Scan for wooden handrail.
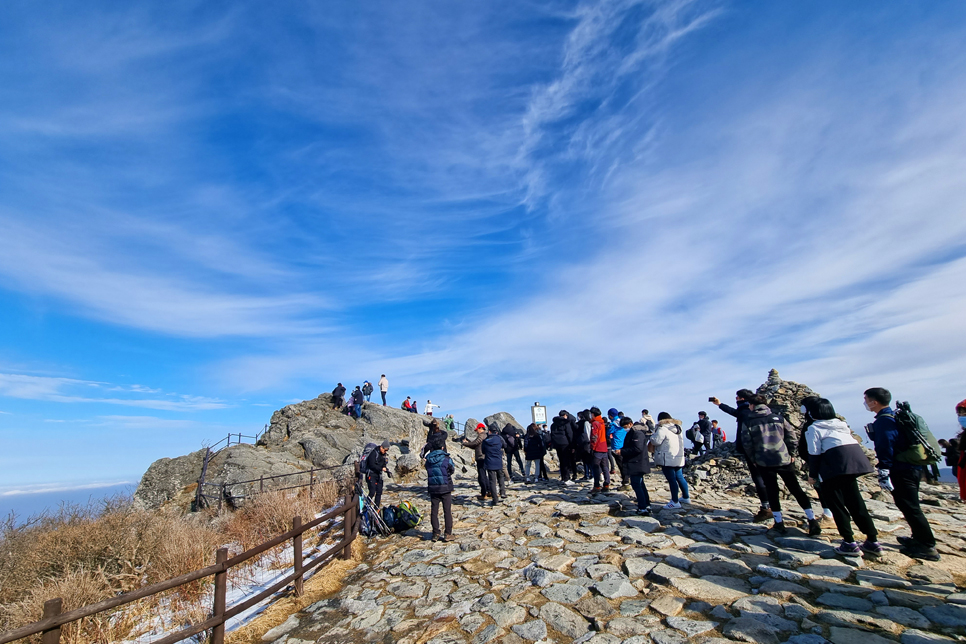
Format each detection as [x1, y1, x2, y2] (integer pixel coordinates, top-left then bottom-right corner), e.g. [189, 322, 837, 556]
[0, 483, 360, 644]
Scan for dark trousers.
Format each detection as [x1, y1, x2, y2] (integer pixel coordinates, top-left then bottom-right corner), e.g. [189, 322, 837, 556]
[890, 468, 936, 547]
[475, 460, 490, 496]
[507, 449, 525, 478]
[746, 460, 771, 507]
[381, 391, 387, 405]
[927, 463, 940, 481]
[630, 474, 651, 510]
[823, 474, 878, 543]
[487, 469, 506, 503]
[367, 475, 384, 508]
[556, 446, 574, 481]
[592, 452, 611, 487]
[760, 465, 812, 513]
[430, 492, 453, 536]
[333, 396, 344, 410]
[613, 452, 629, 485]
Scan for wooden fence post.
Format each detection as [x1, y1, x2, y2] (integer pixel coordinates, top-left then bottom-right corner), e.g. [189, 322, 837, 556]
[211, 548, 228, 644]
[309, 471, 314, 499]
[41, 598, 62, 644]
[259, 475, 264, 493]
[342, 492, 353, 560]
[293, 516, 304, 597]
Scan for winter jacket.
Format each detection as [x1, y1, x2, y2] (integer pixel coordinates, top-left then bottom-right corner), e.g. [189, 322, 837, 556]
[610, 424, 628, 450]
[425, 449, 455, 495]
[502, 424, 524, 451]
[697, 417, 712, 441]
[719, 401, 753, 452]
[332, 385, 346, 400]
[444, 416, 455, 432]
[463, 432, 486, 462]
[550, 415, 574, 448]
[650, 419, 685, 467]
[945, 443, 960, 467]
[639, 414, 655, 431]
[362, 382, 373, 396]
[424, 402, 440, 414]
[421, 429, 448, 457]
[575, 419, 592, 449]
[870, 407, 917, 472]
[365, 448, 387, 482]
[482, 433, 508, 470]
[524, 432, 547, 460]
[351, 389, 364, 405]
[378, 376, 389, 392]
[621, 427, 651, 475]
[740, 404, 794, 468]
[590, 416, 608, 453]
[805, 418, 873, 481]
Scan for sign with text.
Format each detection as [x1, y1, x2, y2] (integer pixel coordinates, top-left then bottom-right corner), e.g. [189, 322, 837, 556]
[531, 404, 547, 426]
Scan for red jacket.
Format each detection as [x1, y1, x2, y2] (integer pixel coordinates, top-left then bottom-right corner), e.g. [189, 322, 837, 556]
[590, 416, 608, 453]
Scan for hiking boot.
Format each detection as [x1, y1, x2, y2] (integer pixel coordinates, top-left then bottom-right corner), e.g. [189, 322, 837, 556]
[835, 541, 861, 557]
[808, 519, 822, 537]
[477, 495, 487, 502]
[431, 532, 441, 542]
[897, 536, 916, 547]
[753, 507, 774, 523]
[900, 543, 941, 562]
[664, 501, 682, 510]
[768, 521, 787, 535]
[441, 533, 452, 542]
[602, 485, 611, 492]
[590, 486, 601, 494]
[860, 540, 883, 555]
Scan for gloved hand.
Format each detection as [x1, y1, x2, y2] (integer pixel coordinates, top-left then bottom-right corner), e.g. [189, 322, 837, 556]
[877, 469, 893, 492]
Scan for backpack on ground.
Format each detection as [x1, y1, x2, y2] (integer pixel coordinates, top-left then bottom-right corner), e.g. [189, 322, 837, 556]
[358, 442, 378, 476]
[892, 402, 942, 466]
[360, 506, 376, 537]
[381, 505, 398, 531]
[395, 500, 421, 530]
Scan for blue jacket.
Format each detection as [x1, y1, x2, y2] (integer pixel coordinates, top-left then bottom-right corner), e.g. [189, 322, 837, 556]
[425, 449, 454, 495]
[871, 407, 916, 472]
[482, 433, 507, 470]
[610, 425, 628, 450]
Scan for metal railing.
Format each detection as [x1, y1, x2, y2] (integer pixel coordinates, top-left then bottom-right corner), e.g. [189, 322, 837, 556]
[194, 430, 264, 510]
[0, 485, 360, 644]
[196, 463, 356, 511]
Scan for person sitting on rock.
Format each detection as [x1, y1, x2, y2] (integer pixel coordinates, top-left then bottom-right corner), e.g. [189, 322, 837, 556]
[424, 446, 455, 542]
[802, 396, 878, 555]
[351, 386, 364, 418]
[409, 400, 419, 414]
[331, 383, 346, 410]
[402, 396, 413, 412]
[523, 423, 547, 484]
[482, 427, 508, 505]
[365, 440, 390, 508]
[648, 412, 690, 509]
[711, 391, 772, 522]
[619, 416, 652, 515]
[460, 423, 490, 501]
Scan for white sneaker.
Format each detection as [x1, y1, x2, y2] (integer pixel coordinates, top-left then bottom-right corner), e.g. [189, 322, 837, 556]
[664, 501, 682, 510]
[563, 480, 575, 486]
[680, 497, 692, 504]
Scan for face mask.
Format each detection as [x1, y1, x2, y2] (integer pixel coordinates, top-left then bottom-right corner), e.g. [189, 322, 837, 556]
[863, 400, 872, 412]
[959, 417, 966, 429]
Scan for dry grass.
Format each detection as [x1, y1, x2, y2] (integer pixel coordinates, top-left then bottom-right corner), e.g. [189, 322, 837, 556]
[0, 477, 354, 643]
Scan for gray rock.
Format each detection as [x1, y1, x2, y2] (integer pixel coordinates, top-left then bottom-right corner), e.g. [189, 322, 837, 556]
[528, 537, 566, 548]
[539, 602, 589, 639]
[474, 623, 504, 644]
[665, 554, 693, 571]
[906, 565, 953, 585]
[386, 581, 427, 598]
[620, 599, 652, 616]
[484, 412, 523, 434]
[650, 563, 691, 584]
[900, 629, 958, 644]
[670, 575, 750, 602]
[485, 603, 528, 628]
[723, 616, 780, 644]
[525, 524, 552, 538]
[854, 570, 911, 589]
[875, 606, 931, 629]
[621, 516, 662, 532]
[816, 593, 873, 612]
[799, 562, 854, 581]
[775, 537, 834, 554]
[624, 557, 657, 579]
[883, 589, 944, 609]
[759, 579, 811, 596]
[592, 577, 638, 599]
[776, 549, 821, 566]
[606, 617, 656, 637]
[133, 448, 206, 509]
[261, 615, 300, 641]
[710, 605, 733, 620]
[785, 604, 813, 620]
[920, 604, 966, 627]
[733, 596, 783, 616]
[691, 559, 752, 577]
[828, 626, 897, 644]
[666, 617, 718, 637]
[555, 502, 615, 518]
[523, 564, 569, 587]
[650, 628, 688, 644]
[586, 563, 621, 580]
[650, 595, 687, 617]
[756, 565, 804, 582]
[541, 583, 589, 604]
[511, 620, 547, 641]
[786, 636, 830, 644]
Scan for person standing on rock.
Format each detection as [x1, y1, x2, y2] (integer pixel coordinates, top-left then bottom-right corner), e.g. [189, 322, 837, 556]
[711, 419, 725, 444]
[550, 411, 576, 485]
[443, 414, 455, 433]
[523, 423, 547, 484]
[697, 411, 713, 452]
[864, 387, 939, 560]
[711, 391, 773, 522]
[501, 423, 525, 481]
[955, 399, 966, 501]
[362, 380, 373, 402]
[331, 383, 346, 411]
[461, 423, 490, 501]
[424, 446, 455, 542]
[648, 412, 690, 509]
[639, 409, 655, 432]
[738, 394, 817, 535]
[608, 409, 630, 489]
[589, 407, 611, 493]
[576, 409, 594, 482]
[802, 397, 879, 555]
[482, 427, 508, 504]
[619, 417, 652, 514]
[378, 374, 389, 406]
[424, 400, 440, 416]
[351, 386, 365, 418]
[365, 440, 390, 508]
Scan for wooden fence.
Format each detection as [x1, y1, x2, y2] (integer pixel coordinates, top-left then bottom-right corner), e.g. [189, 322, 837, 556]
[0, 489, 360, 644]
[197, 463, 355, 511]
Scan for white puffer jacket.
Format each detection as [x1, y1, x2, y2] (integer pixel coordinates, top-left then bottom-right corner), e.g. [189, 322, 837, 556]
[805, 418, 858, 456]
[650, 419, 685, 467]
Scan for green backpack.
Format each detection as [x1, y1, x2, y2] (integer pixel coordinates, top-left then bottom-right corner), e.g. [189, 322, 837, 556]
[890, 401, 942, 466]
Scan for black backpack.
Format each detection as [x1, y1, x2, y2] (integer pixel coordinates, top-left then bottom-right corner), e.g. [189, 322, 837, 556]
[358, 442, 378, 475]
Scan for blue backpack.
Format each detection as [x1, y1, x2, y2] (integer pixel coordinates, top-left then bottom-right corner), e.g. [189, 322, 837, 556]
[381, 505, 398, 531]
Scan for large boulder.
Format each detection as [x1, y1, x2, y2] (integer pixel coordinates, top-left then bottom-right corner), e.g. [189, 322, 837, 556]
[133, 448, 206, 509]
[484, 412, 523, 434]
[463, 417, 481, 440]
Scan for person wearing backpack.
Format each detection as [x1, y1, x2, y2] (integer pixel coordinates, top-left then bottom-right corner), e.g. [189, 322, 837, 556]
[550, 411, 576, 484]
[619, 417, 652, 514]
[712, 392, 772, 522]
[574, 410, 593, 482]
[501, 423, 525, 481]
[482, 427, 508, 505]
[863, 387, 938, 561]
[424, 447, 455, 542]
[523, 423, 547, 484]
[738, 395, 818, 535]
[648, 412, 689, 508]
[802, 397, 879, 556]
[686, 421, 705, 456]
[460, 423, 490, 501]
[365, 440, 390, 508]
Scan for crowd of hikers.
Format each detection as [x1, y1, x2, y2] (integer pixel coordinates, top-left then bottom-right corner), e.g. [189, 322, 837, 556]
[353, 380, 959, 561]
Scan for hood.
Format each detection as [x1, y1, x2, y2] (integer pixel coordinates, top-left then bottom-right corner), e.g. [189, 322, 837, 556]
[425, 450, 447, 465]
[809, 418, 852, 434]
[751, 404, 772, 414]
[658, 418, 683, 426]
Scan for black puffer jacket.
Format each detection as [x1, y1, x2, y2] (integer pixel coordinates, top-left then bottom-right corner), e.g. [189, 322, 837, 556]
[550, 414, 574, 448]
[620, 426, 651, 475]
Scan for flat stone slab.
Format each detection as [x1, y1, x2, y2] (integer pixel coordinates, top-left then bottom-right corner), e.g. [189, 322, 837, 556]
[855, 570, 912, 588]
[775, 537, 834, 554]
[829, 626, 898, 644]
[723, 616, 779, 644]
[593, 577, 638, 599]
[921, 604, 966, 627]
[566, 542, 611, 554]
[621, 516, 662, 532]
[900, 629, 958, 644]
[799, 562, 854, 581]
[875, 606, 932, 629]
[670, 575, 750, 602]
[666, 617, 718, 637]
[541, 582, 589, 604]
[539, 601, 590, 639]
[555, 502, 613, 518]
[512, 620, 548, 641]
[650, 595, 687, 617]
[624, 557, 657, 579]
[816, 592, 873, 612]
[690, 559, 752, 576]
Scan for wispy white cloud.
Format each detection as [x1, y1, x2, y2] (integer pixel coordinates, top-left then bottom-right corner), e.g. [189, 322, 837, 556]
[0, 480, 133, 497]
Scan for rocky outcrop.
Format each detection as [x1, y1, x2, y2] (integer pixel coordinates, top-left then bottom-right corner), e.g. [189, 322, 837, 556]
[133, 448, 206, 510]
[484, 412, 523, 433]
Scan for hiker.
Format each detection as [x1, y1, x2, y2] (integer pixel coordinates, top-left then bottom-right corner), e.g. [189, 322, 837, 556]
[956, 399, 966, 500]
[501, 423, 525, 480]
[402, 396, 413, 412]
[365, 440, 390, 508]
[460, 423, 491, 500]
[639, 409, 655, 432]
[410, 400, 419, 414]
[589, 407, 611, 493]
[331, 383, 346, 410]
[712, 391, 773, 522]
[378, 374, 389, 406]
[711, 419, 726, 444]
[550, 410, 576, 484]
[424, 400, 440, 416]
[802, 396, 879, 556]
[425, 446, 455, 542]
[737, 394, 816, 535]
[443, 414, 456, 433]
[864, 387, 939, 560]
[351, 386, 364, 418]
[421, 418, 448, 457]
[939, 438, 957, 479]
[649, 412, 690, 508]
[538, 424, 551, 480]
[608, 409, 630, 488]
[362, 380, 374, 402]
[698, 411, 713, 451]
[482, 427, 508, 505]
[687, 420, 705, 456]
[606, 409, 618, 478]
[575, 409, 593, 481]
[619, 417, 652, 514]
[523, 423, 547, 483]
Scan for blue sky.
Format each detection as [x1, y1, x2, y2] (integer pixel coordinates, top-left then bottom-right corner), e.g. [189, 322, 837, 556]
[2, 0, 966, 493]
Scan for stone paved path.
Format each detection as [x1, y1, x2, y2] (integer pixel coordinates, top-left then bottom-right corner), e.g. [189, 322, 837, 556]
[262, 468, 966, 644]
